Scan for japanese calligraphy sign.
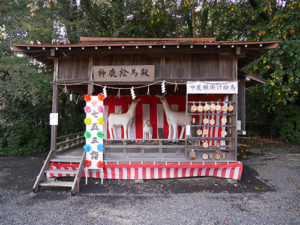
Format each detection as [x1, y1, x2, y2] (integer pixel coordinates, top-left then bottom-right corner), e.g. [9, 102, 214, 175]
[84, 94, 105, 169]
[93, 65, 155, 82]
[187, 81, 238, 94]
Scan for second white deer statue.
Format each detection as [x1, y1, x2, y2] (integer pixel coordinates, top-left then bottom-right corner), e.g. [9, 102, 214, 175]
[157, 95, 191, 140]
[108, 98, 141, 139]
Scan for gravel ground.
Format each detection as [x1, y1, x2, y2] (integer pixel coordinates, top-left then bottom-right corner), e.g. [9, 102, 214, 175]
[0, 147, 299, 225]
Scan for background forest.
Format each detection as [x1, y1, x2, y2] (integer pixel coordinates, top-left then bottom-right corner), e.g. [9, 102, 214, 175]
[0, 0, 299, 155]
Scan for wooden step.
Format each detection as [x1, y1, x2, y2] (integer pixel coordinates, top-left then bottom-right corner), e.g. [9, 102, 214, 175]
[50, 157, 81, 163]
[45, 169, 78, 175]
[39, 180, 73, 188]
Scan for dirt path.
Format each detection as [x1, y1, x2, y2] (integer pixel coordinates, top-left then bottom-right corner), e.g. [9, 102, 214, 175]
[0, 147, 299, 225]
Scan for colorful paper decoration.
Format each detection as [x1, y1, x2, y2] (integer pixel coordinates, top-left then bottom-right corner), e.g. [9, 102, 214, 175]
[85, 160, 92, 167]
[84, 94, 91, 102]
[97, 161, 104, 168]
[98, 93, 105, 101]
[84, 144, 91, 152]
[84, 106, 91, 113]
[84, 117, 92, 125]
[97, 117, 104, 125]
[84, 131, 91, 138]
[84, 94, 105, 169]
[98, 105, 104, 112]
[97, 131, 104, 138]
[97, 144, 104, 152]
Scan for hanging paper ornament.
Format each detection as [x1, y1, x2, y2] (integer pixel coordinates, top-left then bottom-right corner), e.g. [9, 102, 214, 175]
[98, 93, 105, 101]
[70, 93, 73, 101]
[97, 144, 104, 152]
[147, 85, 150, 95]
[97, 131, 105, 138]
[85, 160, 92, 167]
[174, 82, 178, 92]
[84, 131, 91, 138]
[103, 86, 107, 98]
[84, 117, 92, 125]
[97, 117, 104, 125]
[84, 106, 91, 113]
[98, 105, 104, 113]
[83, 144, 91, 152]
[117, 89, 121, 98]
[63, 85, 67, 94]
[97, 161, 104, 168]
[84, 94, 91, 102]
[161, 80, 166, 94]
[130, 86, 136, 100]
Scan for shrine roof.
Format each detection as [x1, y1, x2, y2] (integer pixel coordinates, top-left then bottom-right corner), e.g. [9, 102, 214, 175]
[10, 37, 281, 66]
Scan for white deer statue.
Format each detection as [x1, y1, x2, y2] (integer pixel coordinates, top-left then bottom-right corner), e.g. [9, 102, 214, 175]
[108, 98, 141, 139]
[157, 95, 191, 140]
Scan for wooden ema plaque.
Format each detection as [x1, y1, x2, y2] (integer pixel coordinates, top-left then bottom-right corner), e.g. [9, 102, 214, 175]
[93, 65, 155, 82]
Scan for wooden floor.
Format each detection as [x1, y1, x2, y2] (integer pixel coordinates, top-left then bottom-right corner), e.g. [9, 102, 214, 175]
[56, 144, 235, 163]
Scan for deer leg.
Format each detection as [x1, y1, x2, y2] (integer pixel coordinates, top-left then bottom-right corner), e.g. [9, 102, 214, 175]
[168, 124, 172, 140]
[179, 126, 185, 140]
[172, 124, 178, 140]
[123, 124, 128, 139]
[128, 123, 131, 140]
[112, 126, 117, 140]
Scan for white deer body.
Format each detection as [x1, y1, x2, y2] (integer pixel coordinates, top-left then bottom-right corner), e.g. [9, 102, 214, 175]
[158, 96, 191, 140]
[108, 99, 140, 139]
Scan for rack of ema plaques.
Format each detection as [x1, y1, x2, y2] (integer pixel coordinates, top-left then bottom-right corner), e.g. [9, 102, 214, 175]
[185, 81, 238, 163]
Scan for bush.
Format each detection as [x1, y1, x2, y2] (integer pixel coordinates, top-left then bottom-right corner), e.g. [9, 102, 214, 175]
[246, 87, 300, 144]
[277, 105, 300, 144]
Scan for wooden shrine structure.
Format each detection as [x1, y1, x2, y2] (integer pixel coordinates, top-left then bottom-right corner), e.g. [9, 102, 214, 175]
[11, 37, 280, 194]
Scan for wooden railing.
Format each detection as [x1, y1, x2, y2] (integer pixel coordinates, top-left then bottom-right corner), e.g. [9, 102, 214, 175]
[56, 131, 85, 152]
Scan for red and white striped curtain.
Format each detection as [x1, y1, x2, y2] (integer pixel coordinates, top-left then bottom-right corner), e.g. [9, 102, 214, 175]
[103, 95, 228, 145]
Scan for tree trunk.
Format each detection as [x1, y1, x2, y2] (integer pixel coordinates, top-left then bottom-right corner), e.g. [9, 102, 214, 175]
[200, 0, 209, 37]
[191, 3, 196, 37]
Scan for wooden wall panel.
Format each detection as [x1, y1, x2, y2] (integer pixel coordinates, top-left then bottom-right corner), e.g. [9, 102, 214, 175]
[58, 57, 89, 81]
[219, 52, 233, 80]
[58, 52, 236, 82]
[191, 54, 219, 80]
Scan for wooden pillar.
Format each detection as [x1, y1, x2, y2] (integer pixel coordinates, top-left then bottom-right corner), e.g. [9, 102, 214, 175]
[88, 56, 93, 95]
[238, 79, 246, 133]
[50, 58, 58, 151]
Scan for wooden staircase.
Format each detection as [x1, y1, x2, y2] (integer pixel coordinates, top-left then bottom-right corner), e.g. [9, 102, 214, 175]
[33, 133, 85, 195]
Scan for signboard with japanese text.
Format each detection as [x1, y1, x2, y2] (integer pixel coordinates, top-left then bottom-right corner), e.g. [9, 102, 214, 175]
[49, 113, 58, 125]
[83, 94, 105, 169]
[93, 65, 155, 82]
[187, 81, 238, 94]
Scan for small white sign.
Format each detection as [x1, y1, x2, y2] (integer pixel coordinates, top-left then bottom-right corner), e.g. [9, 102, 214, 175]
[237, 120, 241, 131]
[187, 81, 238, 94]
[50, 113, 58, 125]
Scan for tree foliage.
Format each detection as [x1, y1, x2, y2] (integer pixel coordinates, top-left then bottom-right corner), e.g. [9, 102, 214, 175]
[0, 0, 299, 156]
